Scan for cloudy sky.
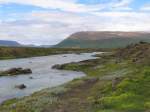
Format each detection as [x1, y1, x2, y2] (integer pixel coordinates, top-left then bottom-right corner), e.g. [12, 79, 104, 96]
[0, 0, 150, 45]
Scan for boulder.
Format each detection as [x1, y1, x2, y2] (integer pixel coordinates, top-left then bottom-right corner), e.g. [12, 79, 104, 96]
[0, 68, 32, 76]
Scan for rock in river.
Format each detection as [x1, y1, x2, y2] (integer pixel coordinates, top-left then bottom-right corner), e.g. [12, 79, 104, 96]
[0, 68, 32, 76]
[15, 84, 27, 89]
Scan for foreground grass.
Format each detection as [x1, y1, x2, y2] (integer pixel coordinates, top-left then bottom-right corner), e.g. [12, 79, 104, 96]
[0, 43, 150, 112]
[56, 53, 150, 111]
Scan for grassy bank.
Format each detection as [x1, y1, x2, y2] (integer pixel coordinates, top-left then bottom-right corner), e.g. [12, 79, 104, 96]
[58, 57, 150, 112]
[0, 42, 150, 112]
[0, 47, 102, 60]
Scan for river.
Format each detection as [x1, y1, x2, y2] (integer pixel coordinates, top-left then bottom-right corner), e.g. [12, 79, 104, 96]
[0, 52, 100, 103]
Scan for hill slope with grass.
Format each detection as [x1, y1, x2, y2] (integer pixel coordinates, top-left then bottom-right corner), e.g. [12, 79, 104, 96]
[55, 31, 150, 48]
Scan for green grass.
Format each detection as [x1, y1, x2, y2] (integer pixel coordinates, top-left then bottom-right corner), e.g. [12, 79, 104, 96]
[95, 67, 150, 112]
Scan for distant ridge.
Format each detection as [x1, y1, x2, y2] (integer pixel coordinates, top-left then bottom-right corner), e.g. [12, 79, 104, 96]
[55, 31, 150, 48]
[0, 40, 21, 47]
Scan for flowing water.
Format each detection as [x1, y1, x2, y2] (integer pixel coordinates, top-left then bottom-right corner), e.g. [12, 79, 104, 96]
[0, 52, 100, 103]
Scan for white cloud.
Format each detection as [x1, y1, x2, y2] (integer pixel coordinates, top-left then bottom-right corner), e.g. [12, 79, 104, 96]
[0, 0, 150, 45]
[141, 4, 150, 11]
[0, 10, 150, 45]
[0, 0, 133, 13]
[107, 0, 133, 11]
[111, 0, 133, 7]
[0, 0, 104, 13]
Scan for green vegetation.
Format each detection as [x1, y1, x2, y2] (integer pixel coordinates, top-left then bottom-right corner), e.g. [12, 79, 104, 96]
[96, 67, 150, 112]
[0, 42, 150, 112]
[0, 47, 101, 60]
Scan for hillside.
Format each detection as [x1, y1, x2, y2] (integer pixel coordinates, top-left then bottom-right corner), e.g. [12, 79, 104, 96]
[116, 42, 150, 65]
[55, 31, 150, 48]
[0, 40, 21, 47]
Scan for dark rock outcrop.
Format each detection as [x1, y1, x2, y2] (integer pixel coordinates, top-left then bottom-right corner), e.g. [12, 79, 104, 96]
[115, 42, 150, 65]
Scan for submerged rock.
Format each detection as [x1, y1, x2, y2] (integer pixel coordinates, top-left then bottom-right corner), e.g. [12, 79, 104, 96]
[29, 76, 33, 79]
[15, 84, 26, 89]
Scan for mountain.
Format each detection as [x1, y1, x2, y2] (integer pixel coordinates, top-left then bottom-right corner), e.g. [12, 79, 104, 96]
[0, 40, 53, 48]
[55, 31, 150, 48]
[0, 40, 21, 47]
